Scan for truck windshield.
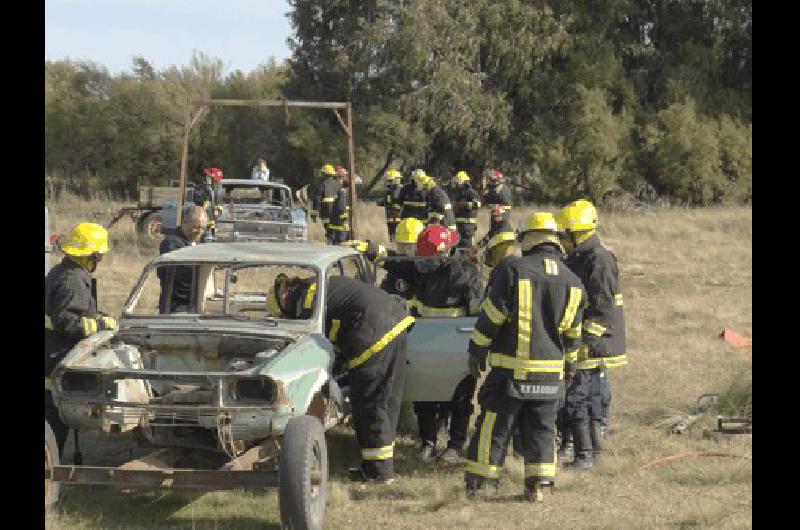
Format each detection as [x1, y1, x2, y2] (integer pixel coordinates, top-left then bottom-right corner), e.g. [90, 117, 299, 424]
[221, 186, 289, 206]
[124, 262, 318, 320]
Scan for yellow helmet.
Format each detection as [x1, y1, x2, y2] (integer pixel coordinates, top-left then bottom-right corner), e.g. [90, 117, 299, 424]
[412, 169, 427, 188]
[386, 169, 402, 181]
[321, 164, 336, 176]
[423, 175, 436, 190]
[455, 170, 470, 183]
[520, 212, 558, 234]
[553, 207, 569, 233]
[395, 217, 425, 244]
[61, 222, 109, 257]
[561, 199, 597, 231]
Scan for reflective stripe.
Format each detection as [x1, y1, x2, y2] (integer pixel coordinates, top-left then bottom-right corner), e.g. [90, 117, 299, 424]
[428, 213, 444, 220]
[404, 201, 426, 207]
[465, 460, 501, 479]
[576, 346, 627, 369]
[566, 324, 582, 339]
[584, 320, 607, 337]
[515, 280, 532, 380]
[321, 197, 335, 203]
[557, 287, 582, 334]
[444, 203, 452, 210]
[304, 283, 317, 310]
[525, 462, 556, 478]
[328, 224, 350, 231]
[478, 411, 497, 469]
[487, 231, 516, 249]
[330, 319, 341, 342]
[455, 218, 477, 223]
[349, 315, 415, 369]
[45, 315, 54, 330]
[481, 299, 506, 325]
[544, 258, 558, 276]
[488, 353, 564, 377]
[412, 302, 466, 318]
[474, 201, 481, 208]
[320, 218, 330, 223]
[564, 349, 578, 363]
[362, 443, 394, 461]
[45, 377, 52, 390]
[471, 329, 492, 347]
[615, 293, 624, 306]
[601, 354, 628, 368]
[81, 317, 97, 337]
[341, 212, 349, 219]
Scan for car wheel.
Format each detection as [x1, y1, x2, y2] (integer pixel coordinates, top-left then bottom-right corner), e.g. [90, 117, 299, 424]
[45, 420, 60, 511]
[278, 415, 328, 530]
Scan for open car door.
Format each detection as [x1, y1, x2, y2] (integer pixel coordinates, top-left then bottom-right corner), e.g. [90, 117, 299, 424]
[403, 316, 475, 401]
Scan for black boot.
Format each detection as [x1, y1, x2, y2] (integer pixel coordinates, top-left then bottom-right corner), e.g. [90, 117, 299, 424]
[564, 422, 593, 470]
[590, 419, 604, 459]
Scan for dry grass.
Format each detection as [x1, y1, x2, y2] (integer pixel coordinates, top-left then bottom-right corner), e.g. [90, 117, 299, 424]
[46, 197, 752, 529]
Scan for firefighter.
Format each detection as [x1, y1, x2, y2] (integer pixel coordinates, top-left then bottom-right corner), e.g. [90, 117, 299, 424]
[464, 212, 586, 502]
[478, 204, 515, 250]
[424, 175, 457, 233]
[328, 166, 351, 244]
[398, 169, 429, 221]
[446, 171, 482, 248]
[157, 205, 208, 314]
[555, 199, 627, 470]
[313, 163, 341, 236]
[45, 223, 117, 455]
[378, 169, 404, 241]
[268, 274, 414, 483]
[363, 217, 424, 300]
[482, 169, 513, 225]
[193, 167, 223, 242]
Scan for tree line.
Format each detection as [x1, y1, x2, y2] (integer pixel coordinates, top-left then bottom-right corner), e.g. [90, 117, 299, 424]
[45, 0, 751, 206]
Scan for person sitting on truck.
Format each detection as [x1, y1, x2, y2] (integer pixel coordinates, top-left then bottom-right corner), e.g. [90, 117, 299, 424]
[193, 167, 223, 242]
[250, 158, 270, 181]
[46, 222, 117, 456]
[157, 206, 208, 314]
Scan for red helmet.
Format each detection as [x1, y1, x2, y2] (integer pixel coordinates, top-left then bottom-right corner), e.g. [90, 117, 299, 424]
[204, 167, 223, 182]
[489, 169, 503, 182]
[416, 225, 460, 256]
[490, 204, 505, 218]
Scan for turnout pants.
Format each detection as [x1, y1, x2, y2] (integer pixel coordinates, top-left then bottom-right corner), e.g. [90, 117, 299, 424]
[387, 221, 399, 242]
[465, 380, 558, 488]
[414, 375, 476, 451]
[349, 332, 408, 480]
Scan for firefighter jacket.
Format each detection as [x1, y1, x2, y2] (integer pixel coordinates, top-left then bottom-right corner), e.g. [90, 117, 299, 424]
[564, 234, 627, 369]
[446, 184, 482, 226]
[398, 182, 428, 220]
[426, 184, 457, 230]
[295, 276, 415, 369]
[408, 257, 484, 318]
[468, 244, 587, 385]
[45, 257, 101, 375]
[479, 219, 515, 248]
[314, 176, 342, 226]
[328, 186, 351, 233]
[193, 181, 218, 211]
[483, 184, 513, 222]
[379, 183, 403, 224]
[379, 254, 416, 300]
[157, 232, 194, 313]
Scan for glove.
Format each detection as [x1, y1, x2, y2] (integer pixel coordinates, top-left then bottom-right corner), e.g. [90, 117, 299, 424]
[97, 316, 117, 331]
[468, 353, 487, 379]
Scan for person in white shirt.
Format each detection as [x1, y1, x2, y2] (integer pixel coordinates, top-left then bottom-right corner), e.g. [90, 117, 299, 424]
[251, 158, 270, 181]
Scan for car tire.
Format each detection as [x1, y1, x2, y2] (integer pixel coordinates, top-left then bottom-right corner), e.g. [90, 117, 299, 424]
[45, 419, 60, 511]
[278, 415, 328, 530]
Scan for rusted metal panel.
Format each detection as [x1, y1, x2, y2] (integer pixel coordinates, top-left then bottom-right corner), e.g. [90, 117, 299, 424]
[47, 466, 279, 490]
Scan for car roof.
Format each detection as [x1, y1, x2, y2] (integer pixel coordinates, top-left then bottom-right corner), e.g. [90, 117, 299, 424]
[153, 242, 359, 267]
[219, 179, 289, 190]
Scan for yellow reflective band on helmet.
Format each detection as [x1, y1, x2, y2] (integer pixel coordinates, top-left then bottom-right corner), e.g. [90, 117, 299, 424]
[45, 315, 54, 330]
[584, 320, 607, 337]
[515, 279, 532, 380]
[465, 461, 501, 479]
[471, 329, 492, 347]
[349, 315, 415, 369]
[615, 293, 624, 306]
[544, 258, 558, 276]
[455, 217, 477, 223]
[487, 231, 516, 250]
[488, 353, 564, 378]
[480, 299, 507, 325]
[329, 319, 341, 343]
[303, 283, 317, 310]
[404, 201, 427, 207]
[361, 443, 394, 461]
[557, 287, 582, 334]
[45, 377, 52, 390]
[564, 349, 578, 363]
[566, 325, 582, 339]
[321, 197, 335, 203]
[525, 462, 556, 478]
[412, 303, 466, 318]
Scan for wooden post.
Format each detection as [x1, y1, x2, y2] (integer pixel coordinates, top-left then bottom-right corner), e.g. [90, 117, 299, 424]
[346, 103, 357, 239]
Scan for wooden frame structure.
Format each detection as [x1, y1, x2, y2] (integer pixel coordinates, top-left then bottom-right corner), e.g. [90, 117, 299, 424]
[176, 99, 358, 237]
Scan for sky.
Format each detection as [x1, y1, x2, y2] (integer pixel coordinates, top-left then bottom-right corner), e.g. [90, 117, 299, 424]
[45, 0, 294, 75]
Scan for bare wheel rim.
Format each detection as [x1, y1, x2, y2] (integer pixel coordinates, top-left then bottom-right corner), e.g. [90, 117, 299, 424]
[45, 440, 53, 506]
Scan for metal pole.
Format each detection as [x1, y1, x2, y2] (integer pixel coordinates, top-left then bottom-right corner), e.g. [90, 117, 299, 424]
[346, 103, 357, 239]
[176, 103, 192, 228]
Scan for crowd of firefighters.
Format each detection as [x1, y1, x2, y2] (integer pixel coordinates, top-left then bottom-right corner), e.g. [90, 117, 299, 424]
[45, 161, 626, 505]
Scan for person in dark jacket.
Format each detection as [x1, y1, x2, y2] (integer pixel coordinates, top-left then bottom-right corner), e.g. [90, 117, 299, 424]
[378, 169, 403, 241]
[269, 274, 415, 483]
[482, 169, 513, 225]
[424, 176, 457, 233]
[313, 164, 341, 235]
[445, 171, 482, 248]
[464, 212, 587, 502]
[478, 204, 516, 251]
[555, 199, 627, 470]
[45, 222, 117, 455]
[328, 166, 351, 244]
[157, 206, 208, 314]
[398, 169, 430, 221]
[193, 167, 223, 242]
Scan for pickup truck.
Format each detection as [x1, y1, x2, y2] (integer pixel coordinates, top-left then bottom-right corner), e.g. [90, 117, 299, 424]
[46, 242, 471, 529]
